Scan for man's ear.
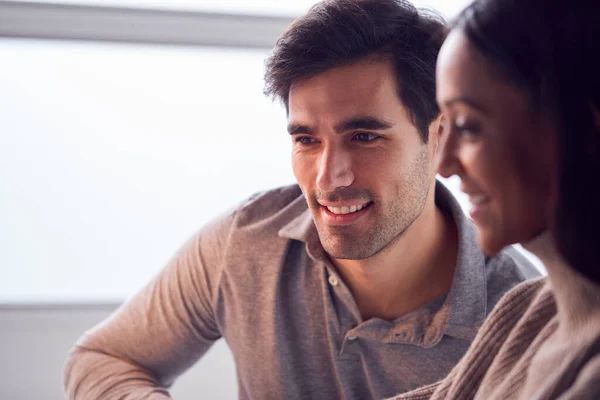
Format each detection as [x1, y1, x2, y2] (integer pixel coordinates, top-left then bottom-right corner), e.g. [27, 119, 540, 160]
[428, 113, 444, 154]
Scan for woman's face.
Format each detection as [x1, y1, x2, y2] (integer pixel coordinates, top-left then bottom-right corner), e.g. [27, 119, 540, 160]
[436, 30, 557, 255]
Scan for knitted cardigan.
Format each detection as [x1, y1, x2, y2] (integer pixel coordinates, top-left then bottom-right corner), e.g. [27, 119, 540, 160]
[388, 277, 600, 400]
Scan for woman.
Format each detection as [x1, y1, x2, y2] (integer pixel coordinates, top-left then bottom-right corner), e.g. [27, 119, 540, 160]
[389, 0, 600, 398]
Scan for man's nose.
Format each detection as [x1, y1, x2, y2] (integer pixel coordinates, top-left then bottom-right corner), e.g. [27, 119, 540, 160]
[316, 145, 355, 192]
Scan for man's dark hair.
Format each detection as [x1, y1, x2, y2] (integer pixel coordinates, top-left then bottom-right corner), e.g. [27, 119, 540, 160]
[264, 0, 447, 142]
[454, 0, 600, 284]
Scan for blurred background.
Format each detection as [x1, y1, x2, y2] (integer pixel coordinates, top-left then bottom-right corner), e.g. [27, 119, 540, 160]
[0, 1, 542, 399]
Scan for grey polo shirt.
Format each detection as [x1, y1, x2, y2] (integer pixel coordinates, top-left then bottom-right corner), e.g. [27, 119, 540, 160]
[64, 182, 537, 400]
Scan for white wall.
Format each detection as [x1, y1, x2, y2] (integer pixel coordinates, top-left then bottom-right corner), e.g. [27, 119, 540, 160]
[0, 39, 271, 399]
[0, 40, 291, 303]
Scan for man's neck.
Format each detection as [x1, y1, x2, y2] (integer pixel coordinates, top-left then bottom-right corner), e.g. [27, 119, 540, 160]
[331, 200, 458, 322]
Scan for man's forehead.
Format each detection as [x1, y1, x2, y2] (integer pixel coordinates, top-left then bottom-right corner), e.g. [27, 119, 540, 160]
[288, 74, 402, 122]
[289, 58, 398, 102]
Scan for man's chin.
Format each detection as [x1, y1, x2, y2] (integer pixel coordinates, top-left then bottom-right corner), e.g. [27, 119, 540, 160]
[322, 240, 378, 261]
[315, 223, 381, 260]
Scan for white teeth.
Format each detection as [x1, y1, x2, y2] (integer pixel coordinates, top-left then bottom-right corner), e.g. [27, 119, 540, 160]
[326, 203, 368, 215]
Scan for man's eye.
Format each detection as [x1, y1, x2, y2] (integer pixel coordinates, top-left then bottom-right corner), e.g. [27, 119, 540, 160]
[294, 136, 317, 145]
[353, 132, 381, 142]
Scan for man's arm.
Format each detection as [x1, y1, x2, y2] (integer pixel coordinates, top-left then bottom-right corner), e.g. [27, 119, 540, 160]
[64, 213, 234, 399]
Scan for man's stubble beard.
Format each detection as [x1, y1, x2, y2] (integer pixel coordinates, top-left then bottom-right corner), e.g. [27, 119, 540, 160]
[317, 192, 428, 260]
[315, 150, 431, 261]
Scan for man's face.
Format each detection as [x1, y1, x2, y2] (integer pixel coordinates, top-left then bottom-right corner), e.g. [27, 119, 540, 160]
[288, 57, 435, 260]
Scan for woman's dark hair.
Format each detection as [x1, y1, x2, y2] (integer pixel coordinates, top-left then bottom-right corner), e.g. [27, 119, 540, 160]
[454, 0, 600, 283]
[264, 0, 447, 142]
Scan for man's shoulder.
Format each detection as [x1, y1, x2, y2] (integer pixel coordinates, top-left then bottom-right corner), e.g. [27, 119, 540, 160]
[230, 184, 308, 232]
[196, 184, 307, 249]
[190, 185, 308, 278]
[484, 246, 542, 312]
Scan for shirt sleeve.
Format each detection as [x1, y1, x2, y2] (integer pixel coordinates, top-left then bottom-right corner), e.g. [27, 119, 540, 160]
[64, 210, 235, 399]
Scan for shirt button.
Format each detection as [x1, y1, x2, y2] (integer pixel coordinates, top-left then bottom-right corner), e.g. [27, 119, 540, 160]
[328, 275, 339, 286]
[348, 335, 358, 341]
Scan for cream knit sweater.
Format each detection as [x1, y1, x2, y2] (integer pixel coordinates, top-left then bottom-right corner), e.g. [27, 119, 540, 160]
[388, 277, 600, 400]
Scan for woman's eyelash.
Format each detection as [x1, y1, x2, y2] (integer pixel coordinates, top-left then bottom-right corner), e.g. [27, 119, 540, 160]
[454, 123, 479, 131]
[451, 121, 481, 135]
[452, 115, 481, 134]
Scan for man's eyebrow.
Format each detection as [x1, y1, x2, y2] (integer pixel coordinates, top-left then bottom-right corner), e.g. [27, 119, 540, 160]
[334, 116, 393, 134]
[443, 97, 489, 113]
[287, 123, 314, 135]
[287, 116, 393, 135]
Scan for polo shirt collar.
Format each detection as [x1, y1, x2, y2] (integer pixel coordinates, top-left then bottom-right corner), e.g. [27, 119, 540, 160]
[278, 181, 487, 343]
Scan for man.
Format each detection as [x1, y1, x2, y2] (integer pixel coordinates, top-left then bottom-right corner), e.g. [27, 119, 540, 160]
[64, 0, 538, 399]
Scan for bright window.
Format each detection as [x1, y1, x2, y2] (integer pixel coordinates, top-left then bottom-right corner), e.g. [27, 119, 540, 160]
[0, 39, 292, 302]
[0, 0, 545, 303]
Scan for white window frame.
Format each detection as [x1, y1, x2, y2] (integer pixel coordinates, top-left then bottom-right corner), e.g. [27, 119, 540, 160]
[0, 1, 293, 48]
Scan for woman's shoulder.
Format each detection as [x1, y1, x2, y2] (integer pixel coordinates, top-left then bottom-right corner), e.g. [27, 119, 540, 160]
[553, 342, 600, 399]
[487, 277, 553, 321]
[500, 275, 549, 300]
[474, 277, 556, 349]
